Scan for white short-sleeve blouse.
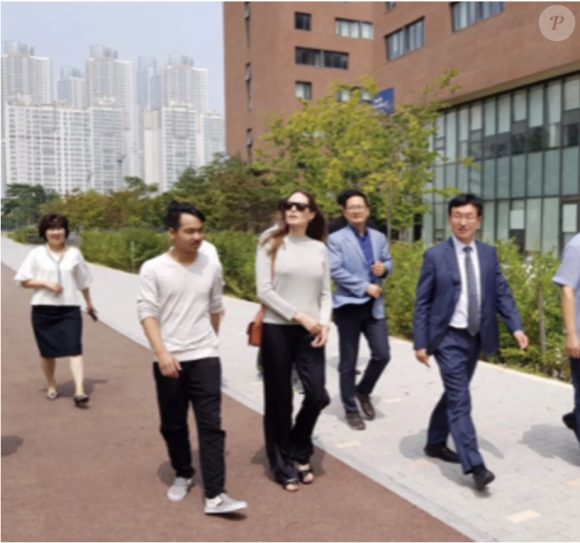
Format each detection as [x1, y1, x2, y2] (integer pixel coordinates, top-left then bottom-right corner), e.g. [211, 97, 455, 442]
[14, 246, 93, 306]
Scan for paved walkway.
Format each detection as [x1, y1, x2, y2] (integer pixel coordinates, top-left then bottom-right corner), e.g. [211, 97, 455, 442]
[1, 261, 466, 542]
[2, 237, 579, 542]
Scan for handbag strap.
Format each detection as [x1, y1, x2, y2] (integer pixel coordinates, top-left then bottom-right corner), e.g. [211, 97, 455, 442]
[254, 248, 277, 325]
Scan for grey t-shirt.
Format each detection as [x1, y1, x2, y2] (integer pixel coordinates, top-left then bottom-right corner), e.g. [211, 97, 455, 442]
[553, 233, 580, 338]
[256, 233, 332, 326]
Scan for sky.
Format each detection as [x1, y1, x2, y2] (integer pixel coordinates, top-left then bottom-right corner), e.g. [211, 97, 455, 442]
[1, 2, 225, 113]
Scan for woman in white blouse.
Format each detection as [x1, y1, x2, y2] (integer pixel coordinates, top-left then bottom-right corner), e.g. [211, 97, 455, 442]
[15, 213, 95, 407]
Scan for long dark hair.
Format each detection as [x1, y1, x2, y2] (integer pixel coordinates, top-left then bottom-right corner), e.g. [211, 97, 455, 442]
[262, 190, 327, 256]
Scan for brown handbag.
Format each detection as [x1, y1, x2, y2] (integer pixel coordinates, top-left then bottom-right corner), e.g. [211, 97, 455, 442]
[247, 250, 276, 347]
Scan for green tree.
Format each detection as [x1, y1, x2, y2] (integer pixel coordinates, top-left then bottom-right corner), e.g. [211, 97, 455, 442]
[171, 155, 281, 233]
[259, 73, 465, 241]
[2, 184, 59, 228]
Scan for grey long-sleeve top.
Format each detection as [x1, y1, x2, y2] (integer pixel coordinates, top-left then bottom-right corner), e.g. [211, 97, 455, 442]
[256, 234, 332, 326]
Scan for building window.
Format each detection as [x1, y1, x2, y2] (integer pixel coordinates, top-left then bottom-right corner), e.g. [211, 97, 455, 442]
[386, 2, 396, 10]
[295, 12, 312, 31]
[246, 129, 253, 163]
[296, 82, 312, 100]
[246, 64, 252, 111]
[295, 48, 349, 70]
[336, 19, 374, 40]
[244, 2, 251, 47]
[452, 2, 506, 32]
[386, 19, 425, 60]
[336, 87, 372, 103]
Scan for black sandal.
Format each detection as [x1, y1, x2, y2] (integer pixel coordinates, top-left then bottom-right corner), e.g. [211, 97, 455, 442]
[73, 394, 89, 408]
[282, 478, 299, 492]
[298, 467, 314, 485]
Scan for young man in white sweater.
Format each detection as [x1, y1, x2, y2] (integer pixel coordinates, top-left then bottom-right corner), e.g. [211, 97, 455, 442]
[137, 201, 246, 515]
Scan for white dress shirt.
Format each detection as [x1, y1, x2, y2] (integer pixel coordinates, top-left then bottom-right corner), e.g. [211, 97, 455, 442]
[14, 245, 92, 306]
[449, 237, 481, 329]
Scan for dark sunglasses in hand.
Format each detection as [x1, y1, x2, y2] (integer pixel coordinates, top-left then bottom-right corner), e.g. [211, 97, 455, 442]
[284, 201, 310, 212]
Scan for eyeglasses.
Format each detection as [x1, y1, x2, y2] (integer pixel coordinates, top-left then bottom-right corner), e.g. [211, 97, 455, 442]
[346, 205, 367, 212]
[450, 214, 478, 222]
[284, 201, 310, 212]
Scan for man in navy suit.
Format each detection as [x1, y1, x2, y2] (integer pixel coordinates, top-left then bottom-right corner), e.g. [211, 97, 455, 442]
[329, 190, 393, 430]
[414, 194, 528, 491]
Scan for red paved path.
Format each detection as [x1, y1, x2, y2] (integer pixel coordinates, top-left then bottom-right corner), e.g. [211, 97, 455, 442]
[2, 264, 469, 542]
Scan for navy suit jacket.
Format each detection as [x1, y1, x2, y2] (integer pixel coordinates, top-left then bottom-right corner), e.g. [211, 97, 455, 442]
[413, 238, 523, 356]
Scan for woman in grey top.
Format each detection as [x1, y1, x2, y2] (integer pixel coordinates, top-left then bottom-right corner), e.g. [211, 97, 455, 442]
[256, 190, 331, 492]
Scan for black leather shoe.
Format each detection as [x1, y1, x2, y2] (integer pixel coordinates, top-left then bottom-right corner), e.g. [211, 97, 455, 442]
[356, 392, 375, 420]
[424, 443, 460, 464]
[473, 467, 495, 491]
[563, 412, 578, 432]
[346, 411, 366, 430]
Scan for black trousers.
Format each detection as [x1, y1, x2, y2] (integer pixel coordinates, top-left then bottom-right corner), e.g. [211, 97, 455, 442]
[570, 357, 580, 445]
[153, 357, 225, 499]
[334, 301, 391, 413]
[261, 324, 330, 485]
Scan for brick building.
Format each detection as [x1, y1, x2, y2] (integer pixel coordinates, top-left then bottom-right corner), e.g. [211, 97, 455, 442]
[224, 2, 580, 252]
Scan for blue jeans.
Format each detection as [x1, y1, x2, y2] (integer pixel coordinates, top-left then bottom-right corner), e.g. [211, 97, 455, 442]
[428, 328, 484, 474]
[334, 301, 391, 414]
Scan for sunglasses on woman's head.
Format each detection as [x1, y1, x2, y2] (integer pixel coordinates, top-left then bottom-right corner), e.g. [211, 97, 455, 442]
[284, 201, 310, 212]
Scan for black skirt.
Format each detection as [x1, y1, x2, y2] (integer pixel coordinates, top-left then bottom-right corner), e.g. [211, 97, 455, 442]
[31, 305, 83, 359]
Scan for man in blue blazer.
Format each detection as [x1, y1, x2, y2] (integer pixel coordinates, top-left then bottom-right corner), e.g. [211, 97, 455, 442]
[329, 190, 393, 430]
[414, 193, 528, 491]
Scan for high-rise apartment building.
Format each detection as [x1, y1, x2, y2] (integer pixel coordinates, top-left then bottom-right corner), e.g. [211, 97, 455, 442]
[163, 54, 209, 113]
[57, 67, 87, 109]
[86, 45, 137, 178]
[1, 40, 53, 106]
[200, 111, 226, 165]
[142, 106, 199, 192]
[89, 106, 125, 194]
[137, 57, 162, 111]
[136, 57, 163, 179]
[3, 102, 125, 195]
[224, 1, 580, 253]
[1, 40, 53, 196]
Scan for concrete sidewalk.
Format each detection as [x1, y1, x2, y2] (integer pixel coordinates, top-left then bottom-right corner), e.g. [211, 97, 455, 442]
[3, 237, 579, 542]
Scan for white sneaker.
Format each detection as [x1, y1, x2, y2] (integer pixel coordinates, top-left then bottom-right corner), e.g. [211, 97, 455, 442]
[204, 493, 247, 515]
[167, 477, 194, 502]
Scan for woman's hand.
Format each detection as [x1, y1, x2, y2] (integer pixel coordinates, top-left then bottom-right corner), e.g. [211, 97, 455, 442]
[294, 311, 322, 335]
[86, 302, 97, 315]
[45, 281, 63, 296]
[311, 326, 329, 348]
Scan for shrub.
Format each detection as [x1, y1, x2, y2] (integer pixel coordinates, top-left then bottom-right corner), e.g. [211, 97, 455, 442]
[206, 231, 259, 301]
[10, 224, 566, 382]
[8, 226, 43, 245]
[80, 229, 170, 272]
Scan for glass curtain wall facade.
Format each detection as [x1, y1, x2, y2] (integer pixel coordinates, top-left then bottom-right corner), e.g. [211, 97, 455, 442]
[422, 72, 580, 254]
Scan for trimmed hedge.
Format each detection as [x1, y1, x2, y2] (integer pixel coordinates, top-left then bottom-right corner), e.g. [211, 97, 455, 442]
[9, 226, 568, 380]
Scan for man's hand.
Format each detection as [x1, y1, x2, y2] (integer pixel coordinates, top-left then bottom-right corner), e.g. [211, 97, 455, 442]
[295, 312, 322, 335]
[158, 351, 182, 378]
[45, 281, 64, 296]
[415, 349, 430, 367]
[565, 333, 580, 359]
[513, 331, 529, 350]
[367, 284, 383, 299]
[372, 262, 386, 277]
[311, 326, 329, 348]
